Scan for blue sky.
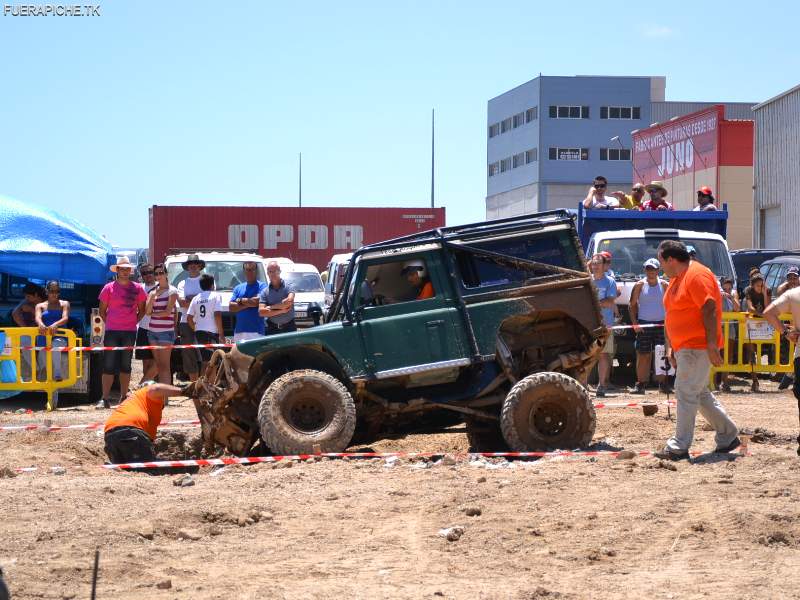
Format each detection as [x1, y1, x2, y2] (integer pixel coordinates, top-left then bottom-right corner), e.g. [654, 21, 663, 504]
[1, 0, 797, 247]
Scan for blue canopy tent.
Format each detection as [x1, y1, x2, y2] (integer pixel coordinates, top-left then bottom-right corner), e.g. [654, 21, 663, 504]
[0, 196, 116, 284]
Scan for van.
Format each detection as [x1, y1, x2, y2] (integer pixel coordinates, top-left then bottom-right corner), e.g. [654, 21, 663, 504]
[323, 252, 352, 312]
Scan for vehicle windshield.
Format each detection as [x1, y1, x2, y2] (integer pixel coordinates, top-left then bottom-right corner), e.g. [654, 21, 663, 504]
[598, 237, 734, 281]
[167, 261, 267, 291]
[284, 271, 324, 293]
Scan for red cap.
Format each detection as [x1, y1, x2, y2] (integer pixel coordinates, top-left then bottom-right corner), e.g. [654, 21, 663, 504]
[599, 251, 612, 260]
[698, 186, 713, 196]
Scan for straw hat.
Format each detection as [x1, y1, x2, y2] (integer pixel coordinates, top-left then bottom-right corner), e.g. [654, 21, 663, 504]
[110, 256, 135, 273]
[645, 181, 668, 196]
[181, 254, 206, 270]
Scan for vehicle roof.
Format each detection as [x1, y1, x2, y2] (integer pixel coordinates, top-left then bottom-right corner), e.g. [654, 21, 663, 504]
[761, 255, 800, 265]
[164, 251, 264, 262]
[281, 263, 320, 274]
[729, 248, 792, 255]
[327, 253, 353, 263]
[593, 229, 727, 241]
[263, 257, 294, 264]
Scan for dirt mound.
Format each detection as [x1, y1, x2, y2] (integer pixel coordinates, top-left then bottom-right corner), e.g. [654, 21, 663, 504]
[154, 430, 205, 460]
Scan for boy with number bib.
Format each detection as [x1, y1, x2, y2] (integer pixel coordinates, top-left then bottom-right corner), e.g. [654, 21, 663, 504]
[187, 274, 223, 376]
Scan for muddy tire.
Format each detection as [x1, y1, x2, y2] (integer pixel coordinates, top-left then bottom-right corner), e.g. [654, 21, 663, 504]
[257, 369, 356, 454]
[500, 372, 595, 451]
[465, 417, 508, 452]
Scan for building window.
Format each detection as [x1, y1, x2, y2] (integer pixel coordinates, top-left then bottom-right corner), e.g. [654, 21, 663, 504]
[488, 162, 500, 176]
[600, 148, 631, 161]
[525, 107, 538, 122]
[500, 118, 512, 133]
[549, 105, 589, 119]
[548, 147, 589, 161]
[500, 157, 512, 172]
[512, 152, 525, 168]
[488, 123, 500, 138]
[600, 106, 641, 120]
[512, 112, 525, 128]
[525, 148, 537, 163]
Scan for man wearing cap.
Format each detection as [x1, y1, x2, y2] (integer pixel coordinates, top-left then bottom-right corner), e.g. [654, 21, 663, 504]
[612, 182, 645, 210]
[103, 383, 191, 472]
[629, 258, 669, 398]
[176, 255, 205, 382]
[656, 240, 740, 460]
[694, 186, 718, 211]
[582, 176, 620, 210]
[640, 181, 674, 211]
[589, 253, 618, 397]
[763, 288, 800, 452]
[259, 261, 296, 335]
[97, 257, 148, 409]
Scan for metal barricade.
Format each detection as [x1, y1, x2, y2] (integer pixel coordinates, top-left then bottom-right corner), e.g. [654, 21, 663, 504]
[709, 312, 794, 385]
[0, 327, 83, 411]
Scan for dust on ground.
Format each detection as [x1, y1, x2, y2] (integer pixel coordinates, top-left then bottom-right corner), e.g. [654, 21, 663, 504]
[1, 378, 800, 599]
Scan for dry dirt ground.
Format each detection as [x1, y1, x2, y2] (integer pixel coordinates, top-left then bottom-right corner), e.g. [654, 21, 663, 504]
[1, 373, 800, 599]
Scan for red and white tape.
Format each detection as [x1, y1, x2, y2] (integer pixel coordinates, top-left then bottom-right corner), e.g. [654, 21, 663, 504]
[609, 323, 664, 331]
[15, 343, 233, 353]
[593, 400, 676, 409]
[0, 419, 200, 432]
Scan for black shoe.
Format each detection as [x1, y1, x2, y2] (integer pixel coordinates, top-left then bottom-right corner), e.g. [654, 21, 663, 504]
[778, 376, 794, 391]
[654, 446, 689, 461]
[714, 437, 742, 454]
[95, 398, 111, 409]
[595, 385, 607, 398]
[631, 383, 646, 395]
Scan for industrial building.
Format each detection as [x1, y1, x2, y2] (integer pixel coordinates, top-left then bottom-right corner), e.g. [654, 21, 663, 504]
[486, 75, 754, 218]
[631, 105, 754, 249]
[753, 83, 800, 249]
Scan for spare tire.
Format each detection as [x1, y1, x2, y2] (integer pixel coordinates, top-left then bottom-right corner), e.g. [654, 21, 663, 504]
[258, 369, 356, 454]
[500, 372, 595, 451]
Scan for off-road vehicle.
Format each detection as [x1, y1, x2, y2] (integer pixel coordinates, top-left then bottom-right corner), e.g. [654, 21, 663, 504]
[188, 210, 608, 455]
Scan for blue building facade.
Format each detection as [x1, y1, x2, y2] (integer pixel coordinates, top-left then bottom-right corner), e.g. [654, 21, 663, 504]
[486, 75, 662, 217]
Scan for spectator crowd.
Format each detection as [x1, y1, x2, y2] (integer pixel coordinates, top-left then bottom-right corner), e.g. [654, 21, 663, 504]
[583, 176, 719, 212]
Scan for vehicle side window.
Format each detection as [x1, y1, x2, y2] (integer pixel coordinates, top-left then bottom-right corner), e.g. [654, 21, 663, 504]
[764, 264, 781, 292]
[353, 258, 435, 308]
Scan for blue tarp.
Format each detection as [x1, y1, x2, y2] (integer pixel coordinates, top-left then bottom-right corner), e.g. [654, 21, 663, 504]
[0, 196, 116, 284]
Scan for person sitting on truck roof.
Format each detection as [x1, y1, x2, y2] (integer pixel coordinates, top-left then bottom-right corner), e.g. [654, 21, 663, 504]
[401, 260, 435, 300]
[611, 182, 645, 210]
[640, 181, 674, 211]
[694, 186, 718, 211]
[582, 176, 620, 210]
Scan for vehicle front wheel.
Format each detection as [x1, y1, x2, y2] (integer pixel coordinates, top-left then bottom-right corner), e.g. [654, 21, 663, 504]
[500, 372, 595, 451]
[257, 369, 356, 454]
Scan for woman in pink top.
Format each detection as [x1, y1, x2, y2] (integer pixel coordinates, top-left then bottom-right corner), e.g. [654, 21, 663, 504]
[145, 263, 179, 384]
[97, 257, 147, 409]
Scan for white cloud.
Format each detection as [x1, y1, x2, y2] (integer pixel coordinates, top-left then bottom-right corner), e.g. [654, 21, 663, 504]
[643, 26, 676, 38]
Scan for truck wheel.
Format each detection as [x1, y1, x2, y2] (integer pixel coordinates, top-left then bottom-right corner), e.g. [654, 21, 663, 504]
[500, 372, 595, 451]
[465, 417, 508, 452]
[258, 369, 356, 454]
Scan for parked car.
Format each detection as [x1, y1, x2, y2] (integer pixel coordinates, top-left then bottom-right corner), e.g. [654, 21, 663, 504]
[323, 252, 352, 313]
[279, 262, 325, 326]
[730, 249, 800, 296]
[760, 255, 800, 296]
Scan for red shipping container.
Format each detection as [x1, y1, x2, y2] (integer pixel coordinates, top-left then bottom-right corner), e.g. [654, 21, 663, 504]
[149, 206, 447, 269]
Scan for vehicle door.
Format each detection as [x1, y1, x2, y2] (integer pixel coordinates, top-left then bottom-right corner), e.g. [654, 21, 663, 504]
[350, 249, 470, 377]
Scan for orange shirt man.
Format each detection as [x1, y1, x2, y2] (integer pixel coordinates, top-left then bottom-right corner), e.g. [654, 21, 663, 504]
[656, 240, 739, 460]
[104, 384, 187, 467]
[401, 260, 435, 300]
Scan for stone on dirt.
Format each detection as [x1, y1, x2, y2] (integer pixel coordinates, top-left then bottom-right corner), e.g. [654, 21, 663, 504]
[156, 579, 172, 589]
[658, 460, 678, 472]
[463, 506, 482, 517]
[137, 521, 155, 540]
[438, 526, 465, 542]
[441, 455, 457, 466]
[177, 528, 202, 541]
[51, 466, 66, 475]
[173, 474, 195, 487]
[0, 467, 17, 478]
[616, 450, 637, 460]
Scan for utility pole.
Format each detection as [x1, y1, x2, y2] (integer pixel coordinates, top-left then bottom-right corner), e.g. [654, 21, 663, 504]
[298, 152, 302, 208]
[430, 108, 435, 208]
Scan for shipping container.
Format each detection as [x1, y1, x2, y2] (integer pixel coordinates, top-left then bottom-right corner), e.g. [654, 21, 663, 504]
[149, 206, 447, 270]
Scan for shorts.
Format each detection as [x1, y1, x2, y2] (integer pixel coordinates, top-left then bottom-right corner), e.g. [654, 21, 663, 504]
[147, 330, 176, 346]
[602, 333, 615, 355]
[104, 426, 197, 475]
[195, 330, 220, 362]
[635, 320, 666, 354]
[134, 327, 153, 360]
[102, 330, 137, 375]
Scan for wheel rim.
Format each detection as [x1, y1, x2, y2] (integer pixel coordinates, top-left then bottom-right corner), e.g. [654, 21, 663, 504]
[529, 398, 569, 438]
[283, 395, 331, 434]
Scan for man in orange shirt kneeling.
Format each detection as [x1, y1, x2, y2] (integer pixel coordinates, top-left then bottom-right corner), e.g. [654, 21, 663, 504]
[656, 240, 740, 460]
[104, 383, 189, 468]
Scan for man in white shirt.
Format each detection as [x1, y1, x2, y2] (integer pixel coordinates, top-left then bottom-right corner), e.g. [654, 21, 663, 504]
[176, 254, 204, 382]
[187, 274, 224, 376]
[763, 288, 800, 456]
[582, 176, 620, 210]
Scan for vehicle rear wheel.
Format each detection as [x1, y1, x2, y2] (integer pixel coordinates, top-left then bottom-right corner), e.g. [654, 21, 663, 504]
[500, 372, 595, 451]
[465, 417, 508, 452]
[257, 369, 356, 454]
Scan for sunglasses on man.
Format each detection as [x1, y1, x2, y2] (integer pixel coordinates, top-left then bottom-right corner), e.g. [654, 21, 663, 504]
[593, 183, 606, 189]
